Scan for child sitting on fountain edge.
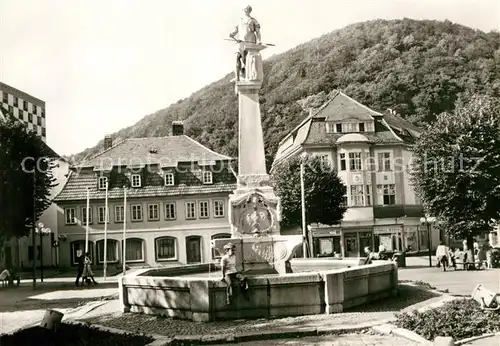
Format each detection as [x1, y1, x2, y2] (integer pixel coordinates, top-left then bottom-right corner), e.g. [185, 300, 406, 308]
[221, 242, 249, 305]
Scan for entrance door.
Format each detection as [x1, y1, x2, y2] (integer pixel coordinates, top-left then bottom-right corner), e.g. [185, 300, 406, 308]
[344, 235, 358, 257]
[186, 236, 201, 263]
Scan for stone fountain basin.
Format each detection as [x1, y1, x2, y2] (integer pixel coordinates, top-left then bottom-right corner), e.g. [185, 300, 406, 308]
[118, 260, 398, 322]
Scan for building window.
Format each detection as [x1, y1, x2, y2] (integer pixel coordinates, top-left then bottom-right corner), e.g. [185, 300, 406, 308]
[164, 173, 174, 186]
[155, 237, 176, 261]
[377, 152, 391, 171]
[213, 200, 225, 217]
[115, 205, 124, 223]
[131, 204, 143, 221]
[185, 202, 196, 219]
[28, 113, 33, 123]
[65, 208, 76, 225]
[2, 92, 7, 103]
[212, 233, 231, 259]
[199, 201, 209, 218]
[326, 123, 335, 133]
[42, 128, 46, 137]
[23, 100, 28, 111]
[339, 153, 346, 171]
[349, 152, 362, 171]
[33, 105, 38, 114]
[342, 123, 356, 132]
[350, 185, 364, 207]
[377, 184, 396, 205]
[335, 123, 342, 133]
[13, 96, 18, 107]
[81, 207, 92, 224]
[122, 238, 144, 262]
[148, 203, 159, 221]
[366, 185, 371, 206]
[164, 202, 176, 220]
[202, 171, 213, 184]
[359, 123, 365, 132]
[98, 206, 109, 223]
[131, 174, 141, 187]
[98, 176, 107, 190]
[96, 239, 119, 263]
[37, 117, 42, 126]
[41, 108, 45, 118]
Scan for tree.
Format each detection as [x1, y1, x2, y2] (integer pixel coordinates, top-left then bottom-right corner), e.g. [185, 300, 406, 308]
[410, 94, 500, 253]
[0, 111, 57, 250]
[271, 155, 347, 230]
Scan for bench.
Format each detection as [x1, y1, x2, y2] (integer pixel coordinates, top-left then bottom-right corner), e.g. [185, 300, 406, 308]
[471, 284, 500, 311]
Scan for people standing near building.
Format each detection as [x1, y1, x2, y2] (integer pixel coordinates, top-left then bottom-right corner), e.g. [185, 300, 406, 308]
[82, 251, 98, 286]
[75, 251, 84, 286]
[220, 243, 248, 305]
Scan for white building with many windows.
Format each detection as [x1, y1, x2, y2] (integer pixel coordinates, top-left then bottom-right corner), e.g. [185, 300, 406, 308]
[272, 91, 441, 257]
[53, 123, 236, 268]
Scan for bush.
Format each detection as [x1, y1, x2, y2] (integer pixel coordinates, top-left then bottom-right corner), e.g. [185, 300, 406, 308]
[0, 323, 154, 346]
[395, 298, 500, 341]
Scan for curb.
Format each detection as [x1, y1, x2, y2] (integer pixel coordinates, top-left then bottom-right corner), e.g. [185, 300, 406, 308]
[161, 319, 395, 345]
[373, 323, 433, 345]
[456, 331, 500, 345]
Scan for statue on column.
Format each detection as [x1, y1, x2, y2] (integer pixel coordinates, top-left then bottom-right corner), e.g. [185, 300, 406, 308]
[229, 5, 262, 82]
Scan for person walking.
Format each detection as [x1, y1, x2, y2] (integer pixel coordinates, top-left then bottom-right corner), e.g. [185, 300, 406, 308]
[436, 241, 449, 271]
[82, 251, 98, 286]
[75, 252, 84, 286]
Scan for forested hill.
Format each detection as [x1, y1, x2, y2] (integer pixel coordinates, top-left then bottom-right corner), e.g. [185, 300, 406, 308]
[69, 18, 500, 168]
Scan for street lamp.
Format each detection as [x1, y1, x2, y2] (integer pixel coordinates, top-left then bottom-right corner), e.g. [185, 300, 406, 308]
[420, 216, 433, 267]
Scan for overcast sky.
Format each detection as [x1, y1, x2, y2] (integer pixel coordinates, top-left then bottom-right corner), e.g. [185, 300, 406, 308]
[0, 0, 498, 156]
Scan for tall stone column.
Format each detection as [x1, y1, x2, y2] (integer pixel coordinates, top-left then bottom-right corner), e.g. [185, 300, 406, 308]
[212, 42, 302, 275]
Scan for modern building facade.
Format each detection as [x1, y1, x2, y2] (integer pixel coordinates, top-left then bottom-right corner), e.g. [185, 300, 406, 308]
[53, 123, 237, 268]
[272, 91, 440, 258]
[0, 81, 46, 142]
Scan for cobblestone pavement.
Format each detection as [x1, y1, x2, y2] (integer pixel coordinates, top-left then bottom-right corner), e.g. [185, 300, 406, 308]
[213, 333, 419, 345]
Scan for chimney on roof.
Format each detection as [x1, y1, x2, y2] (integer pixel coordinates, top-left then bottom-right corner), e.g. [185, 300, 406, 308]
[104, 135, 113, 150]
[172, 121, 184, 136]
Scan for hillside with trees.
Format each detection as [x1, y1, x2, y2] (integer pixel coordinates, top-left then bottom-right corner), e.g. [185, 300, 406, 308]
[70, 19, 500, 169]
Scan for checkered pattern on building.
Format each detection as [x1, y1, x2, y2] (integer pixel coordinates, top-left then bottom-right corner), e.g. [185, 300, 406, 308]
[0, 82, 46, 142]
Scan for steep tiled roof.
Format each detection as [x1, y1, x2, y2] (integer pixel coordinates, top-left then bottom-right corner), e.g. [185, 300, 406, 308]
[55, 135, 237, 202]
[78, 135, 232, 168]
[54, 170, 236, 202]
[273, 91, 421, 166]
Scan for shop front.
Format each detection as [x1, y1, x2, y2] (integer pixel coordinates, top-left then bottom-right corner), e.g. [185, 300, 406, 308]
[343, 229, 373, 257]
[373, 226, 403, 252]
[312, 229, 342, 258]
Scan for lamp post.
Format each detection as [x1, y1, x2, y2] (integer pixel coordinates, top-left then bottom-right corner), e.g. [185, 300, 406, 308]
[421, 216, 433, 267]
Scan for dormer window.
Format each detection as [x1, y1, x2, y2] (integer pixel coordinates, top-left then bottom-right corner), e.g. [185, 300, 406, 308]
[98, 176, 108, 190]
[131, 174, 141, 187]
[359, 123, 365, 132]
[202, 171, 213, 184]
[164, 173, 175, 186]
[336, 124, 342, 133]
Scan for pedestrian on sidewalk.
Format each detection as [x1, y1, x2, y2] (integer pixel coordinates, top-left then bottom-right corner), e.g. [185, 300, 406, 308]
[75, 252, 84, 286]
[82, 252, 98, 286]
[436, 241, 449, 271]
